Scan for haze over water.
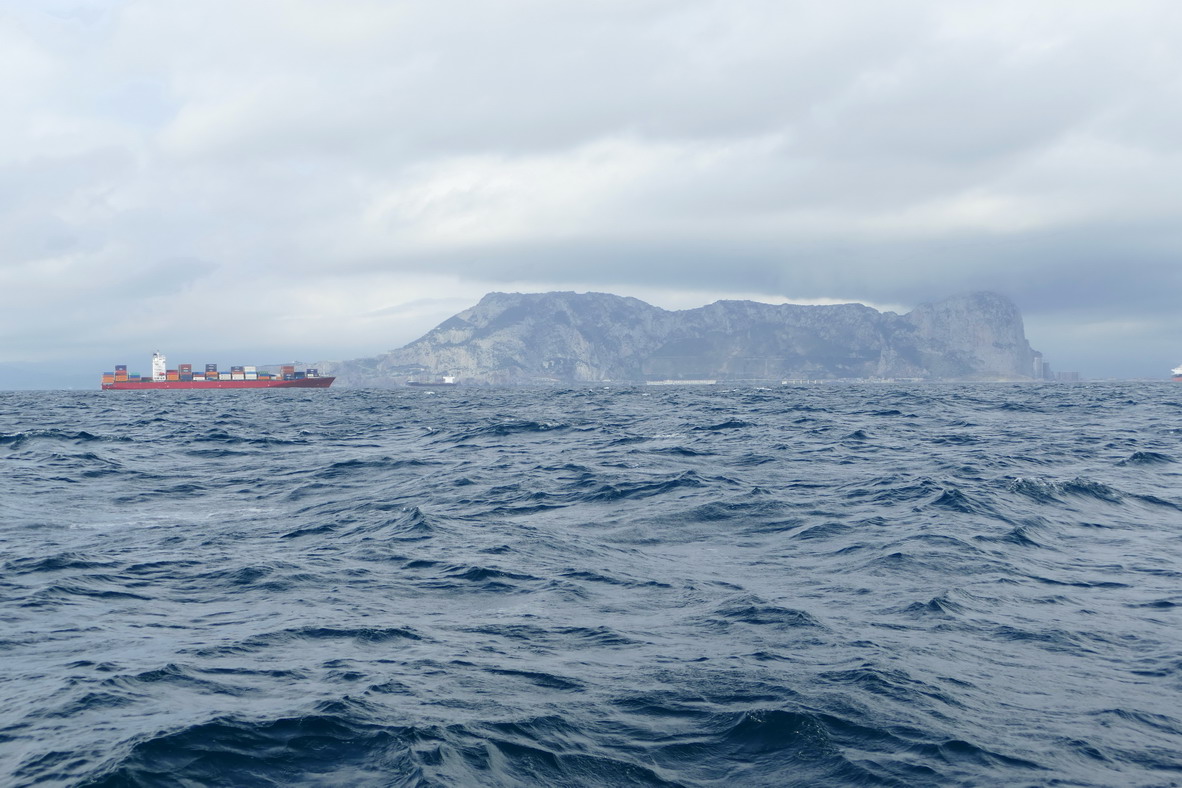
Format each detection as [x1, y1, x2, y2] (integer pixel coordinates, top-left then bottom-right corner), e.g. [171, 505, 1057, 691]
[2, 384, 1181, 786]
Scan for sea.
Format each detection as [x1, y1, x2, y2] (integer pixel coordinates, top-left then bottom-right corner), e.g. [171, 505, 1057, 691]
[1, 384, 1181, 787]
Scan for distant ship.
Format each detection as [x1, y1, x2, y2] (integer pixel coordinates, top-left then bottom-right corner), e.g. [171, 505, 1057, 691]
[1173, 365, 1182, 382]
[102, 352, 334, 390]
[645, 379, 717, 386]
[407, 376, 458, 388]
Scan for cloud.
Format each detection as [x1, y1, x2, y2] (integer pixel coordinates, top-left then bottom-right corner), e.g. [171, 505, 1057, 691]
[1, 0, 1180, 377]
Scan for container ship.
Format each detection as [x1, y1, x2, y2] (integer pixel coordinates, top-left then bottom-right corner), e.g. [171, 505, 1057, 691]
[406, 376, 459, 387]
[101, 352, 334, 390]
[1174, 365, 1182, 382]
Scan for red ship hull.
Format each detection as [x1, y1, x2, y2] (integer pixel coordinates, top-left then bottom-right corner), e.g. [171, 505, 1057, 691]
[102, 377, 334, 390]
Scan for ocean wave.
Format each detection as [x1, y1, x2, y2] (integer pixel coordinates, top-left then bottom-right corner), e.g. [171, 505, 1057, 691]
[1118, 451, 1175, 465]
[80, 703, 430, 787]
[3, 384, 1182, 786]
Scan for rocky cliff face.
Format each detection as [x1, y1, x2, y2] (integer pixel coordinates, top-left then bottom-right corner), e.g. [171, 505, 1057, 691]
[321, 291, 1037, 386]
[904, 292, 1036, 379]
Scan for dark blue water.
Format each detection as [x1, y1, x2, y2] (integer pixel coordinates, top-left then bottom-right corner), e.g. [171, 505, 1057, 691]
[2, 384, 1181, 787]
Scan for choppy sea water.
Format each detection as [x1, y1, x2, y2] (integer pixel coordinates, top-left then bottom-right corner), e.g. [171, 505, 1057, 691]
[1, 384, 1181, 787]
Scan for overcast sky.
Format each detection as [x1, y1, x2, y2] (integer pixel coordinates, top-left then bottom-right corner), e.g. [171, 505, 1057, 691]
[3, 0, 1181, 383]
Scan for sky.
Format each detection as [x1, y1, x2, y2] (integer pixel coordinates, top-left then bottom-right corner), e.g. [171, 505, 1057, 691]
[2, 0, 1181, 386]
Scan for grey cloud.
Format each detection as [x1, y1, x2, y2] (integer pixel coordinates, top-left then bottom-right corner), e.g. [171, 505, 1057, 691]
[128, 257, 219, 294]
[1, 1, 1180, 378]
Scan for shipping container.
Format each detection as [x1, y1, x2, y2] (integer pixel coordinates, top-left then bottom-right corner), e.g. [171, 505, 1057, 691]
[103, 354, 334, 390]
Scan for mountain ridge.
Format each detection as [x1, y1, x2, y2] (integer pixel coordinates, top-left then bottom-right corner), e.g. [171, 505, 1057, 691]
[320, 290, 1039, 386]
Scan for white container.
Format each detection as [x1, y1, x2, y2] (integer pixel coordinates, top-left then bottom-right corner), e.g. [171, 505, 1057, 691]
[231, 373, 245, 380]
